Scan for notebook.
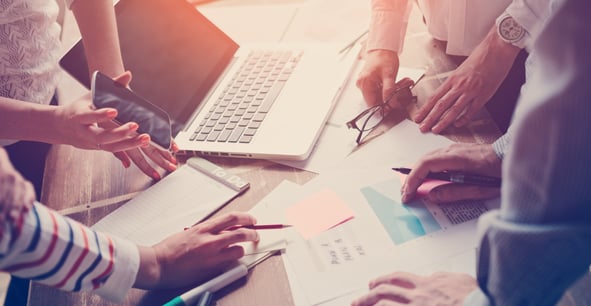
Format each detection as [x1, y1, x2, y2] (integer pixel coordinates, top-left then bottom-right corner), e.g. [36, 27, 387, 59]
[59, 0, 356, 160]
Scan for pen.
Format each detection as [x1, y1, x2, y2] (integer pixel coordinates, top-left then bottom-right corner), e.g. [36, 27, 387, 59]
[196, 291, 214, 306]
[227, 224, 293, 230]
[184, 224, 292, 231]
[392, 167, 501, 188]
[163, 264, 247, 306]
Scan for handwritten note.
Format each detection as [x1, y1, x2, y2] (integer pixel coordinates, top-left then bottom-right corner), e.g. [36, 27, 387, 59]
[286, 188, 354, 239]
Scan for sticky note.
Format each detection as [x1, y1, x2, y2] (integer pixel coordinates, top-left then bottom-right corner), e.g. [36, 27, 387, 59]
[286, 188, 354, 239]
[398, 173, 452, 197]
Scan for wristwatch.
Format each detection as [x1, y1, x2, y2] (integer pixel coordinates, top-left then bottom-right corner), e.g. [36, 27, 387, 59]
[496, 13, 527, 49]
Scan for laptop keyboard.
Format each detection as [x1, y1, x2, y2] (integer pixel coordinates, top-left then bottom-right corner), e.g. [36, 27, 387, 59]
[190, 49, 303, 144]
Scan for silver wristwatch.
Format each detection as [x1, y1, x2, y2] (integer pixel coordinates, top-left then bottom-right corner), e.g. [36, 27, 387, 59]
[496, 13, 528, 49]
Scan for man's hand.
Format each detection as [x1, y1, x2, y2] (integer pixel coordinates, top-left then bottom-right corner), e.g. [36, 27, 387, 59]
[414, 27, 521, 134]
[0, 148, 35, 223]
[351, 271, 477, 306]
[357, 50, 401, 107]
[135, 212, 260, 289]
[401, 143, 501, 203]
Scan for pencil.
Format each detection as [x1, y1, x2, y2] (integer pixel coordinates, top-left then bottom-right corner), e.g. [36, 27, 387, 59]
[392, 167, 501, 188]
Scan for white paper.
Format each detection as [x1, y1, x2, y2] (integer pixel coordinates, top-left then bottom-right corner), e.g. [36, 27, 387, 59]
[281, 164, 500, 305]
[92, 163, 240, 246]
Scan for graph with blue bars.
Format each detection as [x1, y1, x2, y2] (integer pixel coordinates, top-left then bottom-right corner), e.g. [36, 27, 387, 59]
[361, 179, 441, 245]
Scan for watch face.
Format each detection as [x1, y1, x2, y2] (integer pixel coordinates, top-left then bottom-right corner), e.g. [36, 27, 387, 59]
[499, 16, 525, 42]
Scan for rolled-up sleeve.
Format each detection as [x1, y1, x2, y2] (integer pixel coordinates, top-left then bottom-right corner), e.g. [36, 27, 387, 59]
[367, 0, 413, 53]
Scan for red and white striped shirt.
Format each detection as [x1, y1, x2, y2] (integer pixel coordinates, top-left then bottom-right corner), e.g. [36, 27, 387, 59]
[0, 202, 139, 302]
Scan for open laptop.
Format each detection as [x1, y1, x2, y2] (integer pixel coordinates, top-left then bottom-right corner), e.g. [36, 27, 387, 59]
[60, 0, 356, 160]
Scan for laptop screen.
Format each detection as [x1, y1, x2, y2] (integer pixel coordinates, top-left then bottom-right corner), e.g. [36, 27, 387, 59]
[60, 0, 238, 135]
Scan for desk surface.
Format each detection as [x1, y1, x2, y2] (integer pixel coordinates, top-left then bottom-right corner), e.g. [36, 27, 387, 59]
[29, 1, 504, 305]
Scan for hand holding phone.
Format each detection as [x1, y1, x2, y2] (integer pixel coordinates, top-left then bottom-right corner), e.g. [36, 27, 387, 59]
[91, 71, 173, 151]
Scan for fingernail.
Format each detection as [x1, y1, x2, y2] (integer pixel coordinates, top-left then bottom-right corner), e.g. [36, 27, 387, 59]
[139, 135, 150, 147]
[168, 162, 177, 171]
[152, 171, 161, 180]
[121, 160, 130, 168]
[129, 123, 138, 131]
[106, 109, 117, 117]
[170, 155, 178, 164]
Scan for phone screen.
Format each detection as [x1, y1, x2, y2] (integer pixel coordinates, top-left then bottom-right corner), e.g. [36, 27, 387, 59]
[91, 71, 173, 150]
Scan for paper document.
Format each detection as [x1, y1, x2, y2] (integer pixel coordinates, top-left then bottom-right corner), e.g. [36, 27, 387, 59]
[92, 157, 248, 246]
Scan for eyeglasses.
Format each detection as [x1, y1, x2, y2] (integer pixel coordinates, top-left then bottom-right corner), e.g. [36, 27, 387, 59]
[346, 76, 423, 145]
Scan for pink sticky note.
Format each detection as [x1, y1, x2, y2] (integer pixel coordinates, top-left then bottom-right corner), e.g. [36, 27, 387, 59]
[398, 173, 452, 197]
[286, 188, 354, 239]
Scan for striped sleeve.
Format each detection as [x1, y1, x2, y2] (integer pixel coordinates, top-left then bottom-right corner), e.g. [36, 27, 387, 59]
[0, 202, 140, 303]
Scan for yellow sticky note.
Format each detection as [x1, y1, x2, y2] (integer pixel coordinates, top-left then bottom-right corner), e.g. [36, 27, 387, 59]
[286, 188, 354, 239]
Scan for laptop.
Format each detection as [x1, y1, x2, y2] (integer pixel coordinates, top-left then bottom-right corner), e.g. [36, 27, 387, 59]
[60, 0, 356, 160]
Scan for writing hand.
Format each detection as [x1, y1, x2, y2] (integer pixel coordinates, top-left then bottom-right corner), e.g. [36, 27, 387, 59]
[135, 212, 259, 289]
[401, 143, 501, 203]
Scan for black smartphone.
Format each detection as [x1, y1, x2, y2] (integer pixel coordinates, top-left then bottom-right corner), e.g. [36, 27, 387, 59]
[91, 71, 173, 151]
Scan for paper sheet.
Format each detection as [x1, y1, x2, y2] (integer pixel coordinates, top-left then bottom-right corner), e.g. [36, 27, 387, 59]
[92, 163, 242, 246]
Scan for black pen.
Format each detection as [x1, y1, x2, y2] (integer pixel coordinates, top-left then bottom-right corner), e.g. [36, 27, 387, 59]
[392, 167, 501, 188]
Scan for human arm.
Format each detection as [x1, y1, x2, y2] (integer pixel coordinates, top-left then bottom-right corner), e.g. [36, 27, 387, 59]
[0, 73, 150, 152]
[413, 26, 521, 134]
[0, 199, 259, 301]
[356, 0, 412, 108]
[68, 0, 177, 179]
[400, 143, 502, 203]
[469, 2, 591, 304]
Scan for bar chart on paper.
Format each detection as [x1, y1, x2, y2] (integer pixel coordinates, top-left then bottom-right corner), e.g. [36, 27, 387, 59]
[360, 179, 489, 245]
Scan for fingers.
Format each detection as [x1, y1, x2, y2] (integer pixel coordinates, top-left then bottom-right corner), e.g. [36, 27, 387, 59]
[202, 212, 257, 233]
[125, 147, 161, 180]
[140, 145, 177, 172]
[427, 184, 500, 203]
[113, 71, 132, 88]
[352, 284, 411, 306]
[75, 107, 118, 125]
[112, 151, 131, 168]
[430, 94, 471, 134]
[357, 75, 383, 107]
[417, 89, 462, 133]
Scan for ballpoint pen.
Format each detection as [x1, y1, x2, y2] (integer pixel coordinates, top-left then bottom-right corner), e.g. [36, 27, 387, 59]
[392, 167, 501, 187]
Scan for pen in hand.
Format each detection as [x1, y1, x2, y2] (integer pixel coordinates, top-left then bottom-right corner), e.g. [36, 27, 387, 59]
[392, 167, 501, 188]
[226, 224, 293, 231]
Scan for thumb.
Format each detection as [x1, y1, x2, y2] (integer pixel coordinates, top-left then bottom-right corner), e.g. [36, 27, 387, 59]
[113, 71, 133, 88]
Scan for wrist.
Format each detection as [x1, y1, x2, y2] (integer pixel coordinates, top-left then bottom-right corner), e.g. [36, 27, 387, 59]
[134, 245, 161, 289]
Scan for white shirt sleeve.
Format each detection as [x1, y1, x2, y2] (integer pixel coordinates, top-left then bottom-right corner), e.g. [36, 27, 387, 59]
[366, 0, 413, 53]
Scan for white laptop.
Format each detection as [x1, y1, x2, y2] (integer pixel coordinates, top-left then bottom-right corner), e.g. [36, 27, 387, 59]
[60, 0, 355, 160]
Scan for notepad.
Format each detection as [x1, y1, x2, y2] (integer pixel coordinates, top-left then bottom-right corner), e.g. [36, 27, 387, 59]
[92, 157, 249, 246]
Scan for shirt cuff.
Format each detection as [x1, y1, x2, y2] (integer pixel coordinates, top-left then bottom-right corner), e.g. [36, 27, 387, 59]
[94, 236, 140, 302]
[367, 7, 411, 53]
[464, 289, 493, 306]
[492, 133, 511, 160]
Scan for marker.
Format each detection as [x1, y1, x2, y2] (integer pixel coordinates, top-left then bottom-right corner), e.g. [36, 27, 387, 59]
[392, 167, 501, 187]
[163, 264, 247, 306]
[163, 251, 278, 306]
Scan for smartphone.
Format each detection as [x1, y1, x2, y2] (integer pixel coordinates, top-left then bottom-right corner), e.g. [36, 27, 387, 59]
[91, 71, 173, 151]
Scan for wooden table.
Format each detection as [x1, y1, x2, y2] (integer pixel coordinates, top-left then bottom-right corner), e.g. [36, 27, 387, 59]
[29, 1, 504, 305]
